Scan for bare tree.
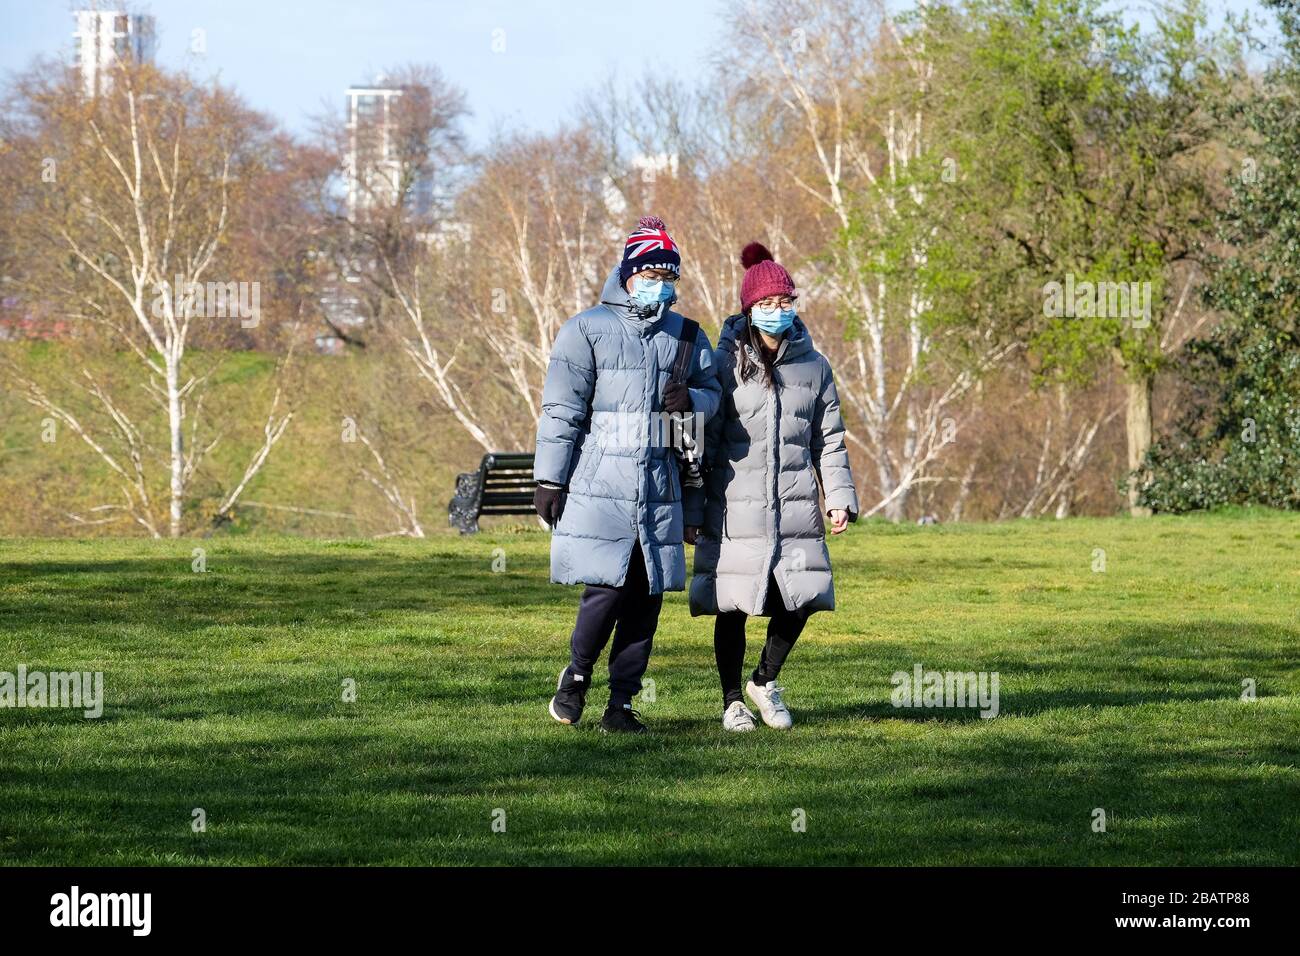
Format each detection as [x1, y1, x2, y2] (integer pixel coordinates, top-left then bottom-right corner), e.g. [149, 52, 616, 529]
[452, 126, 620, 445]
[0, 62, 296, 535]
[721, 0, 1015, 520]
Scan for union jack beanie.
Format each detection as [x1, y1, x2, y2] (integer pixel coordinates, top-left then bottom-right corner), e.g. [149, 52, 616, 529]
[619, 215, 681, 285]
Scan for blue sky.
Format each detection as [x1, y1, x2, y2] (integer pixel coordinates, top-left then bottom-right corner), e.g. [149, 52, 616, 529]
[0, 1, 1274, 145]
[0, 0, 732, 143]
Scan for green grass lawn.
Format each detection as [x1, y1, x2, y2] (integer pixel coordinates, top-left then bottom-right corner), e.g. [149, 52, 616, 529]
[1, 511, 1298, 865]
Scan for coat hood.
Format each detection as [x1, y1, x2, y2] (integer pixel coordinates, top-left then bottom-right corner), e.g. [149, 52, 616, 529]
[599, 266, 677, 324]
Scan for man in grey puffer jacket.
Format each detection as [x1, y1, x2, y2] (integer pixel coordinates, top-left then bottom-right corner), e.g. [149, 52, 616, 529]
[536, 216, 721, 733]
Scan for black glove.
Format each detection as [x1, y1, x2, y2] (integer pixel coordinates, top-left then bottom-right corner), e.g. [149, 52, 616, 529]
[663, 381, 692, 413]
[534, 483, 565, 525]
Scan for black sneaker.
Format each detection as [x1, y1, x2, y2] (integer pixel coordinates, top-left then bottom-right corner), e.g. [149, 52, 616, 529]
[548, 667, 589, 725]
[600, 703, 649, 735]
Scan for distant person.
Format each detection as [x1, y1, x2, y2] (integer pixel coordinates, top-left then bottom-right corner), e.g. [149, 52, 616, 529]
[535, 215, 722, 734]
[689, 242, 858, 732]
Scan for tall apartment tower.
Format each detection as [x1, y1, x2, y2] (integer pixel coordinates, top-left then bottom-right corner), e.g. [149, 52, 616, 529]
[344, 81, 435, 222]
[73, 9, 157, 97]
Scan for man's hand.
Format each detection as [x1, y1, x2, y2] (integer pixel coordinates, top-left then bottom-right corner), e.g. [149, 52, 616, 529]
[663, 381, 692, 413]
[534, 483, 566, 526]
[828, 509, 850, 535]
[685, 525, 700, 545]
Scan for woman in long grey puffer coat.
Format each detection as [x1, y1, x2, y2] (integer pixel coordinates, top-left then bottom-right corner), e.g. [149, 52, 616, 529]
[687, 243, 858, 732]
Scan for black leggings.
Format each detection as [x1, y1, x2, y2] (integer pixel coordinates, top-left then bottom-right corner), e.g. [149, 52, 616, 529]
[714, 575, 811, 706]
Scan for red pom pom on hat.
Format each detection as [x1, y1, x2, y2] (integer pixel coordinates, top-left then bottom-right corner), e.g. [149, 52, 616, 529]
[638, 215, 668, 230]
[741, 242, 773, 269]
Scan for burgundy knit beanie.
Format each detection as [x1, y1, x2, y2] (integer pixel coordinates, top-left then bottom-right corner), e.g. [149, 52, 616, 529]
[739, 242, 795, 314]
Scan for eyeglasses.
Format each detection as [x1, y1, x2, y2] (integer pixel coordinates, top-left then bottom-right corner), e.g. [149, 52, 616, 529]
[637, 270, 679, 284]
[754, 296, 796, 311]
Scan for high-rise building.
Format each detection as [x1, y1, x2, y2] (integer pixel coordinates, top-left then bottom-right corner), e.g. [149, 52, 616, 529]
[344, 81, 435, 222]
[73, 9, 156, 97]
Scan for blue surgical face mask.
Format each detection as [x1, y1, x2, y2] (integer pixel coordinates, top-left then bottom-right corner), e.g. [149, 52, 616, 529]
[631, 275, 675, 307]
[751, 304, 796, 335]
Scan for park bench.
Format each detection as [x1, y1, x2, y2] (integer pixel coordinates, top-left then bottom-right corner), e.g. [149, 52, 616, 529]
[448, 452, 536, 534]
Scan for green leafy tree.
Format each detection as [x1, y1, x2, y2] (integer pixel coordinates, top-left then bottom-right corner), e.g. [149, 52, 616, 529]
[904, 0, 1239, 514]
[1135, 0, 1300, 512]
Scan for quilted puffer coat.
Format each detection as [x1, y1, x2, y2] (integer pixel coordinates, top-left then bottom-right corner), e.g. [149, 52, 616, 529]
[689, 314, 857, 616]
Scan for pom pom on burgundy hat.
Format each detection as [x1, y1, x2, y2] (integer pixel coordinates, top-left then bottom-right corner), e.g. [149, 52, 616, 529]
[740, 242, 773, 269]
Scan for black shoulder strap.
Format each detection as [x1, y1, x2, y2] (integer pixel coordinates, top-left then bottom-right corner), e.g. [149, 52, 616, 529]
[670, 318, 700, 384]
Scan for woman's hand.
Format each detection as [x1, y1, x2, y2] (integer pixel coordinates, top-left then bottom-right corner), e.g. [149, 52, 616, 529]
[828, 509, 849, 535]
[685, 526, 700, 545]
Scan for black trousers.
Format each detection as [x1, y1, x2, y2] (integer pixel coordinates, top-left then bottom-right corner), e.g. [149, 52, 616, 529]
[714, 574, 811, 705]
[568, 541, 663, 707]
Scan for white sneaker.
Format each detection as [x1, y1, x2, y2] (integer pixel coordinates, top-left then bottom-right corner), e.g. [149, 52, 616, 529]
[746, 680, 793, 729]
[722, 700, 758, 733]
